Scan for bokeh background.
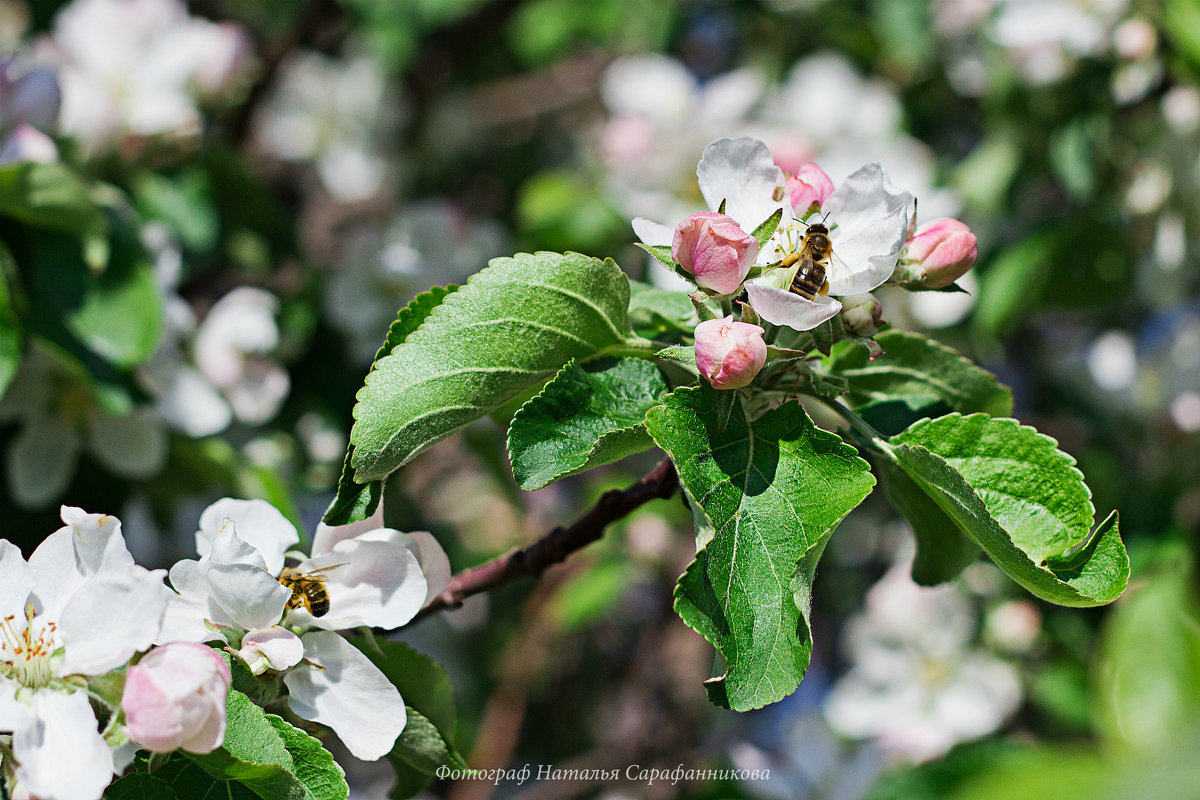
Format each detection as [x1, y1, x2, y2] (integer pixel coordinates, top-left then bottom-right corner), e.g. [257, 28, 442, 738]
[1, 0, 1198, 797]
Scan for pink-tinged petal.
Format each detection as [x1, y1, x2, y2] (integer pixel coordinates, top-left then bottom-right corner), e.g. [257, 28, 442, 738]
[122, 642, 230, 754]
[786, 163, 836, 214]
[57, 568, 168, 675]
[312, 504, 385, 556]
[825, 205, 909, 296]
[0, 125, 58, 164]
[900, 218, 979, 288]
[197, 499, 298, 575]
[290, 534, 425, 631]
[206, 562, 291, 632]
[697, 137, 787, 234]
[744, 280, 842, 331]
[239, 627, 304, 675]
[672, 212, 758, 294]
[693, 316, 767, 390]
[285, 632, 407, 761]
[632, 217, 674, 247]
[0, 540, 33, 621]
[14, 690, 112, 800]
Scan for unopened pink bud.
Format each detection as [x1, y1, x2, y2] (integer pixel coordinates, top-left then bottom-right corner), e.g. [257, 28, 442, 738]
[786, 163, 835, 217]
[672, 211, 759, 295]
[694, 315, 767, 390]
[122, 642, 231, 754]
[840, 294, 885, 338]
[901, 218, 978, 288]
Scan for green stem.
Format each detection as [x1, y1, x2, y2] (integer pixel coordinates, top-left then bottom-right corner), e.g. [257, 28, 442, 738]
[822, 397, 895, 456]
[720, 297, 734, 317]
[593, 338, 661, 360]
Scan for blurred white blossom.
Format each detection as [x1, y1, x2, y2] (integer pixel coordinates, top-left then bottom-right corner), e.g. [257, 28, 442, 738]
[824, 559, 1022, 762]
[253, 50, 397, 204]
[38, 0, 251, 154]
[0, 57, 61, 163]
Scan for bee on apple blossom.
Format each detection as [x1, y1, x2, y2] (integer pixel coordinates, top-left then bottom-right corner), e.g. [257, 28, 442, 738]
[781, 217, 851, 301]
[278, 564, 346, 618]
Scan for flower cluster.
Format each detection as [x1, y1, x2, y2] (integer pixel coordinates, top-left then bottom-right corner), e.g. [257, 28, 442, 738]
[636, 137, 979, 390]
[0, 500, 447, 799]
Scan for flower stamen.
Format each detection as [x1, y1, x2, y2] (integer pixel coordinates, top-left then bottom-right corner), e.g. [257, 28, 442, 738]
[0, 604, 60, 689]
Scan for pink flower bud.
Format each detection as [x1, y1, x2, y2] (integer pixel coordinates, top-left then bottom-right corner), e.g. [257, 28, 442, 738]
[901, 218, 978, 288]
[694, 315, 767, 390]
[785, 163, 835, 217]
[841, 294, 884, 338]
[122, 642, 231, 754]
[672, 212, 759, 295]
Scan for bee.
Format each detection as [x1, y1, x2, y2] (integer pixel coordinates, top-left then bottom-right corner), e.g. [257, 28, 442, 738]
[781, 220, 850, 301]
[278, 564, 346, 618]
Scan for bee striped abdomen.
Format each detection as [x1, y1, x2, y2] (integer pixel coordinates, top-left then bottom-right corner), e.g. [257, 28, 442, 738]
[790, 265, 826, 300]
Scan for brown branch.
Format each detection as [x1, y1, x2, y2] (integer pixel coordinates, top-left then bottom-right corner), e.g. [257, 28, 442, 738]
[410, 458, 679, 624]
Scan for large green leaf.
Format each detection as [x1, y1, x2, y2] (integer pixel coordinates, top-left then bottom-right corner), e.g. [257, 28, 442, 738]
[264, 715, 349, 800]
[105, 774, 180, 800]
[887, 414, 1128, 607]
[507, 356, 667, 490]
[350, 252, 633, 482]
[628, 279, 698, 339]
[829, 330, 1012, 416]
[1094, 542, 1200, 754]
[324, 285, 458, 525]
[646, 388, 875, 710]
[876, 457, 977, 585]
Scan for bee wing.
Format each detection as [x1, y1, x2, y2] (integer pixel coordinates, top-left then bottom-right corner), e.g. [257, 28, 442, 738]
[823, 248, 857, 290]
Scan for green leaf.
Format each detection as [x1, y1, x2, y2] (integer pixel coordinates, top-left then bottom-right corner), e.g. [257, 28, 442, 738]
[390, 706, 467, 774]
[133, 168, 219, 251]
[0, 162, 108, 257]
[628, 279, 697, 338]
[0, 242, 23, 397]
[324, 285, 457, 525]
[646, 388, 876, 710]
[887, 414, 1128, 607]
[28, 229, 163, 369]
[507, 356, 667, 490]
[264, 715, 349, 800]
[105, 774, 180, 800]
[350, 252, 633, 482]
[829, 330, 1013, 417]
[1094, 542, 1200, 754]
[876, 457, 977, 585]
[750, 208, 782, 251]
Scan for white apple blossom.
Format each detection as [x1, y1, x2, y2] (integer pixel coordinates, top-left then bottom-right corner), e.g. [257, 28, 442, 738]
[252, 49, 395, 203]
[823, 559, 1021, 763]
[634, 137, 912, 331]
[0, 508, 167, 800]
[38, 0, 251, 154]
[157, 498, 450, 760]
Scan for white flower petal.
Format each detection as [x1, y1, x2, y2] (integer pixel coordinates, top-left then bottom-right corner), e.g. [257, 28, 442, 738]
[205, 562, 291, 631]
[825, 204, 908, 295]
[156, 588, 220, 644]
[631, 217, 673, 247]
[57, 568, 168, 675]
[13, 690, 112, 800]
[823, 163, 913, 233]
[284, 631, 406, 761]
[197, 499, 298, 574]
[696, 137, 786, 234]
[403, 531, 451, 606]
[292, 534, 425, 630]
[28, 509, 133, 621]
[311, 505, 386, 555]
[0, 540, 34, 621]
[239, 627, 304, 675]
[745, 280, 842, 331]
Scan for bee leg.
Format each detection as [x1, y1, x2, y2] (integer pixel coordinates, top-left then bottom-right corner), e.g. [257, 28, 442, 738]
[782, 252, 800, 267]
[819, 280, 830, 296]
